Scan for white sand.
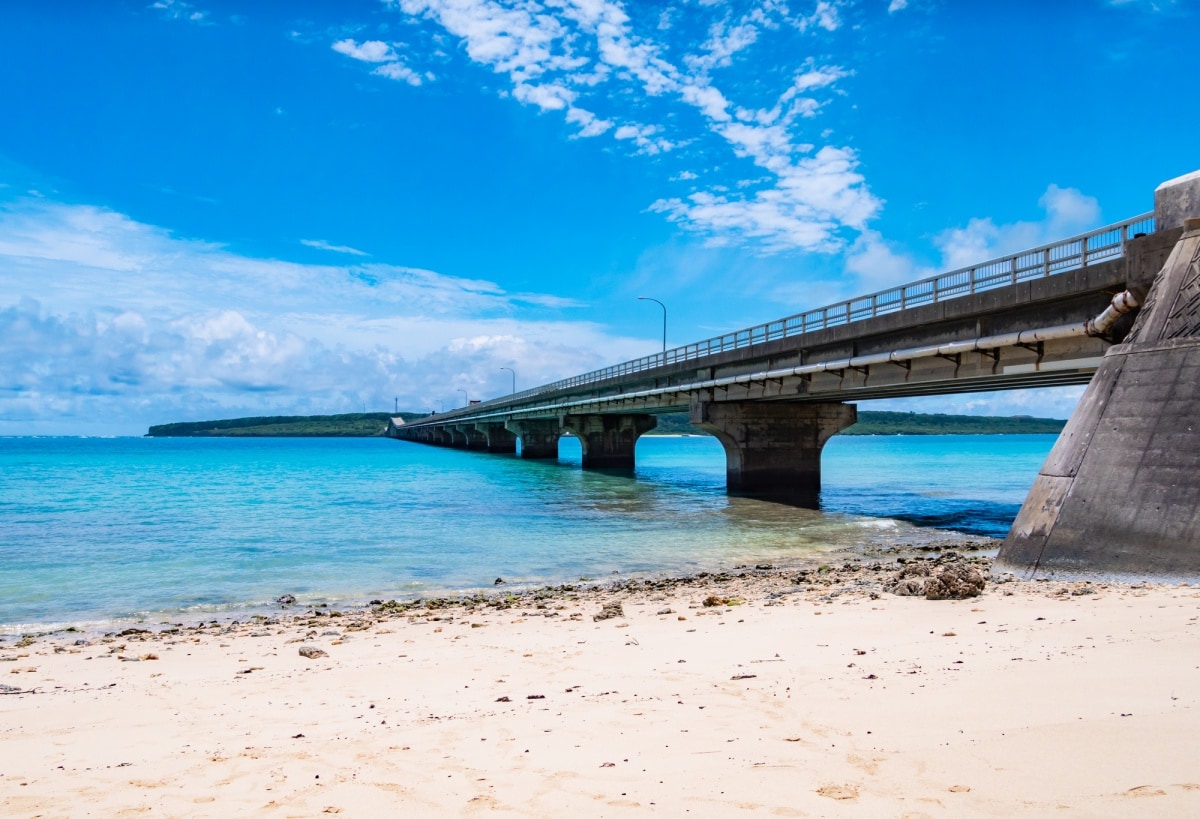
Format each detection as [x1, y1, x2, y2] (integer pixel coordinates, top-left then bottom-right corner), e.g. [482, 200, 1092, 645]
[2, 567, 1199, 817]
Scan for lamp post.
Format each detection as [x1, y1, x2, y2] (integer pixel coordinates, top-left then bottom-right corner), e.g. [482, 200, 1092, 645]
[500, 367, 516, 394]
[638, 296, 667, 354]
[457, 388, 469, 407]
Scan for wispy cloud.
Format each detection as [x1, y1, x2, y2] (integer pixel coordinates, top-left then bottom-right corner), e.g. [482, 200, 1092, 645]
[301, 238, 369, 256]
[149, 0, 210, 25]
[339, 0, 879, 254]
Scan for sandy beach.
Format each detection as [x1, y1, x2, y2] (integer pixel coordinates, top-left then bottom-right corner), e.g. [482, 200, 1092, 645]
[3, 551, 1199, 817]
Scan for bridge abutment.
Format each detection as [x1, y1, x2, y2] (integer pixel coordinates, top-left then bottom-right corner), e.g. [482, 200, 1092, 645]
[562, 414, 657, 469]
[998, 170, 1200, 579]
[505, 419, 562, 459]
[690, 400, 856, 506]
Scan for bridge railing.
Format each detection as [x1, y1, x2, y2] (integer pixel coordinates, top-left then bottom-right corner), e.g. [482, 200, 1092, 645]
[449, 213, 1154, 415]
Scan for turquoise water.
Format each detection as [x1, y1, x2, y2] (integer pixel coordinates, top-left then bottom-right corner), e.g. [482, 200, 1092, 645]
[0, 434, 1054, 630]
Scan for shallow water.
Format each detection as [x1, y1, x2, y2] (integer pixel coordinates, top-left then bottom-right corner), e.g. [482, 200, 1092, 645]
[0, 434, 1053, 629]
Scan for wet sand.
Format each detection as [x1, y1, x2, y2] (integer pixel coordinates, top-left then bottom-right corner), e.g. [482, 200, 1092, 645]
[3, 550, 1199, 817]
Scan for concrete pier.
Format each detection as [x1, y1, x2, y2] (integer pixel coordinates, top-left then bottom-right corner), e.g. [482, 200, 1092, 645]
[561, 414, 657, 470]
[689, 401, 856, 505]
[453, 424, 488, 450]
[998, 171, 1200, 578]
[504, 419, 562, 459]
[475, 422, 517, 453]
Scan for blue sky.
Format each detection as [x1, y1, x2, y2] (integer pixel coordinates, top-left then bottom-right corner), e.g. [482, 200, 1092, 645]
[1, 0, 1196, 434]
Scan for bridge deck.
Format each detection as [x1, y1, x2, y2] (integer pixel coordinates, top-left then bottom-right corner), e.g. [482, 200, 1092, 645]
[402, 213, 1157, 430]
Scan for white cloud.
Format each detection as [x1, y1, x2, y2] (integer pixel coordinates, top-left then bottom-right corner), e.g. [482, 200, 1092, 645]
[369, 0, 871, 254]
[935, 184, 1101, 270]
[842, 183, 1104, 296]
[844, 229, 935, 292]
[1107, 0, 1180, 10]
[332, 38, 428, 86]
[613, 123, 674, 155]
[301, 239, 369, 256]
[0, 197, 657, 434]
[149, 0, 209, 24]
[332, 39, 396, 63]
[797, 0, 842, 32]
[887, 0, 909, 13]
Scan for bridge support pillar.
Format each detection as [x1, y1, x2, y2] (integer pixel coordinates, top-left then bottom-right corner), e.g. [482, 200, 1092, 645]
[690, 401, 856, 506]
[562, 414, 657, 470]
[452, 424, 488, 450]
[475, 422, 517, 453]
[998, 175, 1200, 579]
[504, 419, 562, 459]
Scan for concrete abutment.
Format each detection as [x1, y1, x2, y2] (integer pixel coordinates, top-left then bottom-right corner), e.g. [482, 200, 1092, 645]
[689, 400, 857, 506]
[998, 170, 1200, 578]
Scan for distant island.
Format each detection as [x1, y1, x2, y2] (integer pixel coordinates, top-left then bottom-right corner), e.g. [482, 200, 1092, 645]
[146, 413, 423, 438]
[147, 410, 1065, 437]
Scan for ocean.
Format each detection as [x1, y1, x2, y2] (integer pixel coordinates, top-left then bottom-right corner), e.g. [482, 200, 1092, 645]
[0, 434, 1053, 632]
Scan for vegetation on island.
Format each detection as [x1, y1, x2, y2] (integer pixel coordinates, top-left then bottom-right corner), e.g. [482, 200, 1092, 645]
[147, 409, 1065, 437]
[145, 412, 425, 438]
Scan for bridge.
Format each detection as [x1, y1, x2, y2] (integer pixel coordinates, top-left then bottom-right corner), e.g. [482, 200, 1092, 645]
[389, 169, 1200, 578]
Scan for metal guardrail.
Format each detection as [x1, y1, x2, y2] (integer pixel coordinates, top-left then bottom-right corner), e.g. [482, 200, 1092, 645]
[429, 213, 1154, 420]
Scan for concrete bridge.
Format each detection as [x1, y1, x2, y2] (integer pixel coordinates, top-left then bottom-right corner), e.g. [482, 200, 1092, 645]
[389, 170, 1200, 578]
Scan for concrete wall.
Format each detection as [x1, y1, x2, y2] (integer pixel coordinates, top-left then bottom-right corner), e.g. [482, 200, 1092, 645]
[998, 196, 1200, 579]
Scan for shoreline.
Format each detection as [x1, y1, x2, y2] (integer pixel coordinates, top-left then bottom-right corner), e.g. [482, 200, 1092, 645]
[0, 536, 1000, 639]
[3, 546, 1198, 815]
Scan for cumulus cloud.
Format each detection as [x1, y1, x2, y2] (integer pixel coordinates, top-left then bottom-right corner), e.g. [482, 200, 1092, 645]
[935, 184, 1101, 270]
[843, 183, 1104, 294]
[0, 197, 652, 434]
[332, 38, 428, 86]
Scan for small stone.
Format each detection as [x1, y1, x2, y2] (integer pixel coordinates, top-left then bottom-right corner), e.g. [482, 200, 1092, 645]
[277, 594, 297, 607]
[494, 578, 505, 585]
[299, 646, 328, 659]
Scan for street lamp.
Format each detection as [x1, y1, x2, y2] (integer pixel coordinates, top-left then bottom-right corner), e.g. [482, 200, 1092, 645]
[457, 388, 469, 407]
[500, 366, 516, 394]
[638, 296, 667, 354]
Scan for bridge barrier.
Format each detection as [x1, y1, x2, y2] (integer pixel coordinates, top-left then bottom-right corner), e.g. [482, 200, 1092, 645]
[442, 212, 1153, 417]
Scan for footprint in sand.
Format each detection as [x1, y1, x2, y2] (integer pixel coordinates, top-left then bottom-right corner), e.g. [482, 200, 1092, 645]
[817, 784, 859, 801]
